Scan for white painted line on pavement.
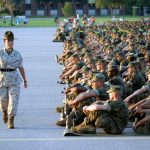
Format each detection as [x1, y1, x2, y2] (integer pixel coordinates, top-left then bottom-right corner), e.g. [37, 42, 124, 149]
[0, 137, 150, 141]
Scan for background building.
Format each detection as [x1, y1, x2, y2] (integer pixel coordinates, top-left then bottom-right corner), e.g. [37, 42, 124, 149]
[1, 0, 150, 17]
[20, 0, 127, 17]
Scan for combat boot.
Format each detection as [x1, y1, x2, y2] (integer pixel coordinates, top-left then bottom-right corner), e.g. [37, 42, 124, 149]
[66, 117, 73, 129]
[56, 105, 64, 113]
[73, 118, 83, 127]
[2, 111, 8, 123]
[71, 120, 86, 133]
[56, 119, 66, 127]
[77, 125, 96, 134]
[7, 116, 15, 129]
[56, 108, 66, 127]
[71, 120, 96, 134]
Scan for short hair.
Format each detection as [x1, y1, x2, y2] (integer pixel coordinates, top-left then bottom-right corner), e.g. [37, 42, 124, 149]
[3, 31, 14, 40]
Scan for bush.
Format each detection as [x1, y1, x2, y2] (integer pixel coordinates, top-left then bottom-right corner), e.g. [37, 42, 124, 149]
[62, 2, 73, 17]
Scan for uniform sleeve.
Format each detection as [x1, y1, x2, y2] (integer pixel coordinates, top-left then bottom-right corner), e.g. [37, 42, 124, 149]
[143, 85, 150, 92]
[18, 52, 23, 68]
[104, 102, 111, 111]
[92, 89, 100, 96]
[92, 89, 109, 100]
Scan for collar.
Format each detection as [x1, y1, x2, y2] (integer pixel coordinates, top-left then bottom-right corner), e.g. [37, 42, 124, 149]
[4, 48, 14, 55]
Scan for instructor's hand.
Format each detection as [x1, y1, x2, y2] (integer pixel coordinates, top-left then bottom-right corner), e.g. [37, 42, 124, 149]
[23, 81, 27, 88]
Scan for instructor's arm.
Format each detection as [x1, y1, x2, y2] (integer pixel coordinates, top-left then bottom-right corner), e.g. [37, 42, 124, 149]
[19, 67, 27, 88]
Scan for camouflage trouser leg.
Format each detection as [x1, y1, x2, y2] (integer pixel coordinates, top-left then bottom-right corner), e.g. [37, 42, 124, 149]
[76, 98, 96, 119]
[135, 122, 150, 135]
[0, 85, 20, 116]
[64, 103, 71, 116]
[135, 112, 150, 135]
[66, 108, 86, 129]
[66, 111, 76, 129]
[64, 93, 77, 116]
[86, 110, 112, 131]
[86, 111, 99, 124]
[0, 86, 9, 112]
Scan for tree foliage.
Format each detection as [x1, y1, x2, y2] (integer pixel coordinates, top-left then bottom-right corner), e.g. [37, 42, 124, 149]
[62, 2, 73, 17]
[95, 0, 150, 8]
[0, 0, 21, 15]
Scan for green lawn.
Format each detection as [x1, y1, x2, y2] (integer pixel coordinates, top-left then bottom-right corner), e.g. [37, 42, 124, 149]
[0, 16, 147, 27]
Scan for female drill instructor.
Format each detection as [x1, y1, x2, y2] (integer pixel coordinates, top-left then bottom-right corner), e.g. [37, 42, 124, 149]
[0, 31, 27, 129]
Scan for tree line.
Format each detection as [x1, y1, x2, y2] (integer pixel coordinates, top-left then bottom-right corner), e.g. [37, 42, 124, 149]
[0, 0, 150, 17]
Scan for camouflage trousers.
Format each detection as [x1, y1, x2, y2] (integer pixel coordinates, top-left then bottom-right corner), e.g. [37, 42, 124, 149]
[64, 92, 78, 115]
[75, 97, 96, 117]
[66, 97, 96, 129]
[134, 112, 150, 135]
[86, 110, 125, 134]
[0, 85, 20, 116]
[86, 110, 110, 127]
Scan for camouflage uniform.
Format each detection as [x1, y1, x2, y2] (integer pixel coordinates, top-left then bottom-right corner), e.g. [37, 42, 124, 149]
[53, 30, 66, 42]
[0, 48, 23, 116]
[134, 112, 150, 135]
[66, 73, 108, 129]
[128, 83, 150, 123]
[66, 93, 96, 129]
[86, 99, 129, 134]
[126, 72, 146, 92]
[125, 62, 146, 98]
[135, 84, 150, 135]
[76, 61, 86, 70]
[71, 86, 129, 134]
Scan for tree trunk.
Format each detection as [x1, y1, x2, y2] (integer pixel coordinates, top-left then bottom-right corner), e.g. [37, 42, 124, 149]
[72, 0, 76, 16]
[96, 8, 100, 16]
[120, 5, 126, 15]
[44, 2, 50, 16]
[83, 3, 89, 15]
[9, 7, 14, 26]
[57, 2, 63, 16]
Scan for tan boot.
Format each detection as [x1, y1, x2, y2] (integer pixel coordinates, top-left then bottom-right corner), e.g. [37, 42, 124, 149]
[7, 116, 15, 129]
[77, 125, 96, 134]
[56, 105, 64, 113]
[2, 111, 8, 123]
[56, 119, 66, 127]
[71, 121, 86, 133]
[71, 121, 96, 134]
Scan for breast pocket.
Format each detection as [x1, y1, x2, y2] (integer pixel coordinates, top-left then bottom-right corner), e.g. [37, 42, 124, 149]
[8, 55, 21, 68]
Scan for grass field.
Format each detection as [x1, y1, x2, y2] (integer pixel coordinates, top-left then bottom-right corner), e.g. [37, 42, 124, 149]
[0, 16, 148, 27]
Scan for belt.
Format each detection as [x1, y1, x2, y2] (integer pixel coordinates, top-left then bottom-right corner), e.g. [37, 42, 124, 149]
[0, 68, 16, 72]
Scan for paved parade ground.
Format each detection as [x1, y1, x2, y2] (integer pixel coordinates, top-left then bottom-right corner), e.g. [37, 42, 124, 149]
[0, 28, 150, 150]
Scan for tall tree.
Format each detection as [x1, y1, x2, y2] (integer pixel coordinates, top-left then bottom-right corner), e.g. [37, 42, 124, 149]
[62, 2, 73, 17]
[1, 0, 21, 16]
[95, 0, 126, 15]
[95, 0, 109, 8]
[0, 0, 21, 25]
